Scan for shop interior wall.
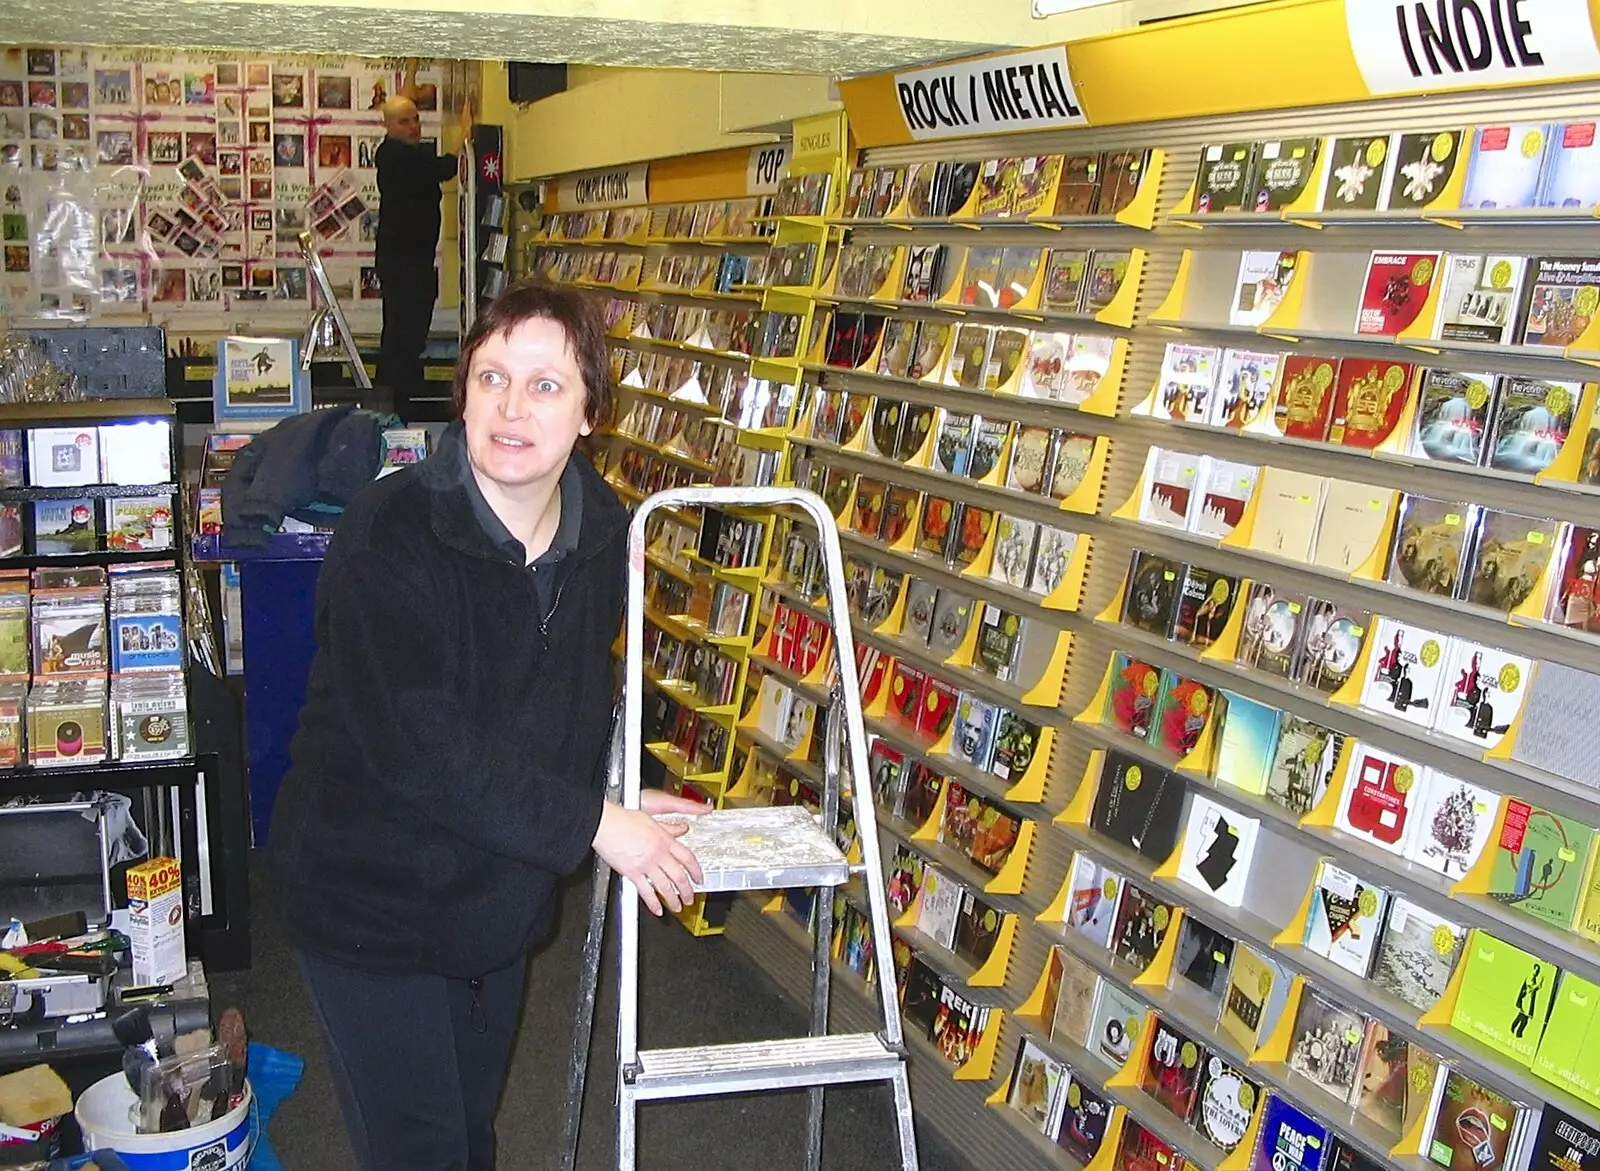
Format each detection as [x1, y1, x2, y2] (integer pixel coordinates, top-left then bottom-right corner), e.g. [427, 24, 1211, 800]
[479, 61, 837, 181]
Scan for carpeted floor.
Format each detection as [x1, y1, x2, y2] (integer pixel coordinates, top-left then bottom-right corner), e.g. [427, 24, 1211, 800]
[212, 855, 967, 1170]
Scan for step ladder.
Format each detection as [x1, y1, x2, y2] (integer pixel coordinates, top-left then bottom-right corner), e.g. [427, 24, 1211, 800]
[296, 229, 371, 391]
[560, 484, 919, 1171]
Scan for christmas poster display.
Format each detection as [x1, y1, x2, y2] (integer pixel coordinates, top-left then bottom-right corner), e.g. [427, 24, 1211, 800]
[0, 46, 448, 322]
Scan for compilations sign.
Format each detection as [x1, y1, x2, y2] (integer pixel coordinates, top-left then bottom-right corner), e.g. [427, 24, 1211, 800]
[1345, 0, 1600, 94]
[892, 45, 1087, 141]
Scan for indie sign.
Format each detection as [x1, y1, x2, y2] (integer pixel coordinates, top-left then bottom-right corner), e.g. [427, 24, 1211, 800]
[892, 45, 1086, 141]
[1346, 0, 1600, 94]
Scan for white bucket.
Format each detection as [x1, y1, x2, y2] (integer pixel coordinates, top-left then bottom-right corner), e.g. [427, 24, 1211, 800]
[75, 1072, 254, 1170]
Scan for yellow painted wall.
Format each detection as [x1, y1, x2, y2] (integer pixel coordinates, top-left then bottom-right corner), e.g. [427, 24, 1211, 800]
[480, 62, 838, 180]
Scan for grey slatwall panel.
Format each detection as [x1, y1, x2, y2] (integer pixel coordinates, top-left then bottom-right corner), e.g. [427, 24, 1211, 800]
[723, 79, 1600, 1170]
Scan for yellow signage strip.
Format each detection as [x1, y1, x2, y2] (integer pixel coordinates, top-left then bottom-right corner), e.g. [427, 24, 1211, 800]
[839, 0, 1600, 147]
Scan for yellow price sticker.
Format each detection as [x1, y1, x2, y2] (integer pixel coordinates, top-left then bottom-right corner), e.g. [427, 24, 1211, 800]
[1578, 286, 1600, 317]
[1365, 139, 1388, 168]
[1125, 766, 1143, 792]
[1181, 1041, 1198, 1069]
[982, 909, 997, 932]
[1067, 1082, 1082, 1108]
[1466, 380, 1489, 410]
[1239, 1083, 1256, 1112]
[1431, 132, 1454, 162]
[1528, 531, 1546, 545]
[1433, 925, 1457, 956]
[1153, 905, 1170, 931]
[1103, 877, 1119, 900]
[1421, 640, 1442, 668]
[1393, 766, 1415, 795]
[1560, 847, 1578, 862]
[1358, 888, 1379, 918]
[1499, 663, 1522, 693]
[1444, 513, 1462, 525]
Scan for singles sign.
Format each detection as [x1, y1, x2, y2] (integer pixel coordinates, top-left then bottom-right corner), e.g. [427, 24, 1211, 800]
[892, 45, 1086, 141]
[555, 163, 648, 210]
[1345, 0, 1600, 94]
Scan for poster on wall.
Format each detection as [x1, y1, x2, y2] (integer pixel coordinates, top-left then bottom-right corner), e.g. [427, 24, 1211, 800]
[0, 45, 447, 338]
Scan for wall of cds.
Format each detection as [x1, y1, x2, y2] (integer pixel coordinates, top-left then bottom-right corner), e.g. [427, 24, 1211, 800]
[0, 45, 450, 327]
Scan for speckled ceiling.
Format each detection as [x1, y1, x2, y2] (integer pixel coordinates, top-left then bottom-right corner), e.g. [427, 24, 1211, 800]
[0, 0, 1101, 72]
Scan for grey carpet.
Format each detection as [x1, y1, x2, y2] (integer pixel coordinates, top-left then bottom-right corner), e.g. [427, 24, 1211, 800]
[212, 855, 970, 1170]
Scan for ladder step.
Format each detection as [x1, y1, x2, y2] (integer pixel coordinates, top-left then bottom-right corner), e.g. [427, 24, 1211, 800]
[629, 1033, 904, 1100]
[654, 806, 851, 892]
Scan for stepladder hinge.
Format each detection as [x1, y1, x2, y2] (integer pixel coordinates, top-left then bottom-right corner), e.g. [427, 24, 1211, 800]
[622, 1061, 643, 1085]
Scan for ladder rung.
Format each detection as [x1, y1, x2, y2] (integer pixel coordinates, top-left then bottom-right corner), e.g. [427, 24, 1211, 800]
[628, 1033, 904, 1101]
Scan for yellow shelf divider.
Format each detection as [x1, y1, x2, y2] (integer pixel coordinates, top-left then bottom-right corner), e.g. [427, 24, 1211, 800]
[874, 576, 911, 637]
[1216, 478, 1265, 551]
[1084, 1109, 1127, 1171]
[985, 821, 1035, 897]
[1005, 726, 1054, 805]
[1395, 265, 1446, 345]
[1058, 435, 1111, 515]
[1094, 572, 1130, 625]
[1095, 249, 1145, 329]
[1217, 1096, 1268, 1171]
[984, 1074, 1012, 1108]
[1073, 657, 1118, 725]
[1174, 714, 1219, 776]
[944, 612, 985, 670]
[1038, 869, 1075, 927]
[1300, 739, 1355, 828]
[1019, 631, 1073, 709]
[1109, 474, 1146, 523]
[1257, 250, 1313, 335]
[1536, 381, 1599, 481]
[894, 883, 926, 930]
[1115, 149, 1167, 231]
[1166, 178, 1200, 225]
[864, 662, 896, 720]
[1272, 868, 1323, 947]
[890, 497, 923, 555]
[1250, 975, 1307, 1065]
[1198, 578, 1252, 662]
[1451, 803, 1510, 895]
[968, 913, 1019, 986]
[1018, 948, 1060, 1019]
[1278, 150, 1332, 225]
[912, 779, 949, 841]
[1104, 1009, 1153, 1088]
[958, 520, 1001, 580]
[1009, 253, 1051, 313]
[1078, 338, 1130, 417]
[1132, 905, 1186, 988]
[1346, 493, 1402, 581]
[954, 1008, 1006, 1082]
[1417, 927, 1476, 1028]
[1148, 250, 1195, 324]
[1325, 632, 1378, 708]
[1056, 750, 1104, 826]
[1042, 536, 1093, 612]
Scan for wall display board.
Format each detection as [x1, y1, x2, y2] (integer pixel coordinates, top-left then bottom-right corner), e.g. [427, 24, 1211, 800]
[528, 128, 839, 936]
[536, 35, 1600, 1167]
[0, 45, 449, 332]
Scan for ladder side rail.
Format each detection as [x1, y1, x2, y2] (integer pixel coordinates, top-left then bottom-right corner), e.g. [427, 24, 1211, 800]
[619, 485, 905, 1046]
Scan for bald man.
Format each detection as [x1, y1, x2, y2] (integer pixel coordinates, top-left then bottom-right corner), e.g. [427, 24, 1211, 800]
[374, 93, 458, 417]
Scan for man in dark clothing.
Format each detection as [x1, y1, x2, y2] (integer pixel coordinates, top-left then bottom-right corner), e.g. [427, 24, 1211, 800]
[374, 93, 457, 418]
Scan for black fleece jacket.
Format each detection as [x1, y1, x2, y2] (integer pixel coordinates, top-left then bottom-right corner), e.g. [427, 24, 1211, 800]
[269, 424, 627, 977]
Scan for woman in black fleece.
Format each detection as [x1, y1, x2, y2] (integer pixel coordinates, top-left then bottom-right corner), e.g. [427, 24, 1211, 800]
[270, 280, 705, 1171]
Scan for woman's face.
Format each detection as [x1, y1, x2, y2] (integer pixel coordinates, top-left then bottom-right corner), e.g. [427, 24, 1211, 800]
[462, 316, 592, 495]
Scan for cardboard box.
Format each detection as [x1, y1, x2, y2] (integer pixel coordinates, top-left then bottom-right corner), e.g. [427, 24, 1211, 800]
[126, 856, 186, 985]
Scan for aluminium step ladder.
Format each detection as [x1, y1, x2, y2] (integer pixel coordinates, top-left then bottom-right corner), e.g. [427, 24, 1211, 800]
[559, 484, 919, 1171]
[296, 229, 372, 392]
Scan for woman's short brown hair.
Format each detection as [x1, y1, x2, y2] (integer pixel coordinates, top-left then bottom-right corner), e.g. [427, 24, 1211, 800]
[452, 279, 614, 428]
